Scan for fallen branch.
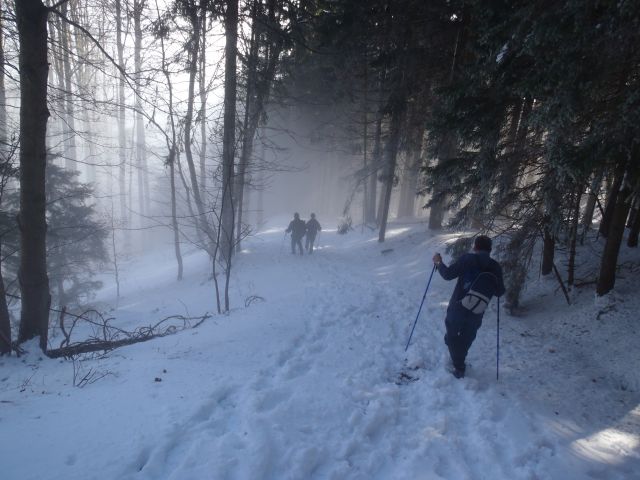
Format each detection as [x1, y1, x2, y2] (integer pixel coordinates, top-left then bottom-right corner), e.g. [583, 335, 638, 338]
[46, 311, 211, 359]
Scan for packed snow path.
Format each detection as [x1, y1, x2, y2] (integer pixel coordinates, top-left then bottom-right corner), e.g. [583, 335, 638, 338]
[1, 222, 639, 479]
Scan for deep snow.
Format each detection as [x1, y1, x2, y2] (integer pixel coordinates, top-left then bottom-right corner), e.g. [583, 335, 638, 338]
[1, 219, 639, 480]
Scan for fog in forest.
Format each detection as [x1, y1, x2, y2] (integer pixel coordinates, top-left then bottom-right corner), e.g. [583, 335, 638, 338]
[1, 0, 638, 367]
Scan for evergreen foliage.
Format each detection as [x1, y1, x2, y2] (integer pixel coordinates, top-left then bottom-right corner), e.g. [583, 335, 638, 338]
[1, 163, 108, 308]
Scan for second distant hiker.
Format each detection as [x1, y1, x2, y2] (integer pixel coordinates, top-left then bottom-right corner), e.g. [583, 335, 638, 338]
[305, 213, 322, 254]
[286, 212, 306, 255]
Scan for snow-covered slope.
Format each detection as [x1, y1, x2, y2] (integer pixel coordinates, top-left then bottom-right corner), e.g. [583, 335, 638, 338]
[1, 220, 638, 479]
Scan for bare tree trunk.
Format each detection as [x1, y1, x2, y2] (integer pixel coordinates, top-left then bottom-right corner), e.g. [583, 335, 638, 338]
[199, 9, 207, 194]
[0, 0, 10, 355]
[362, 48, 369, 226]
[567, 187, 582, 286]
[169, 147, 183, 280]
[59, 1, 77, 171]
[235, 0, 282, 252]
[397, 125, 423, 218]
[0, 239, 10, 355]
[221, 0, 239, 311]
[378, 105, 403, 242]
[257, 138, 265, 229]
[597, 166, 632, 295]
[428, 135, 454, 230]
[16, 0, 51, 350]
[115, 0, 127, 234]
[541, 227, 555, 276]
[134, 0, 148, 223]
[370, 112, 382, 225]
[0, 0, 4, 142]
[69, 0, 97, 183]
[599, 165, 624, 238]
[628, 195, 640, 248]
[159, 26, 183, 279]
[235, 0, 259, 253]
[184, 2, 216, 254]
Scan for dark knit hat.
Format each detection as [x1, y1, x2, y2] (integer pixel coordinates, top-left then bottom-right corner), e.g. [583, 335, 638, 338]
[474, 235, 492, 252]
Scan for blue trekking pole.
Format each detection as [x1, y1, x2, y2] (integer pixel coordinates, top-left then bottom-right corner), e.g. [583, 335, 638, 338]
[405, 264, 437, 351]
[496, 296, 500, 381]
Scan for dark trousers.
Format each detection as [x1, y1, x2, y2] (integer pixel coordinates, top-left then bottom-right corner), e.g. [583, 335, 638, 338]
[444, 306, 482, 371]
[305, 233, 317, 253]
[291, 236, 303, 255]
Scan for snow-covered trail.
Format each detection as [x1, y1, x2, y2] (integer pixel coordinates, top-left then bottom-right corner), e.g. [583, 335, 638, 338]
[2, 222, 639, 480]
[118, 226, 636, 479]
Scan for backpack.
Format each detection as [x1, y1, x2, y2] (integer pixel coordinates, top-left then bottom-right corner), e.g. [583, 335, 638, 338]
[459, 258, 498, 315]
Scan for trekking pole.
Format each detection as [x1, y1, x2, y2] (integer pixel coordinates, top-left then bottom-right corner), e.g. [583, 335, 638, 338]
[496, 296, 500, 381]
[405, 264, 437, 351]
[280, 232, 288, 254]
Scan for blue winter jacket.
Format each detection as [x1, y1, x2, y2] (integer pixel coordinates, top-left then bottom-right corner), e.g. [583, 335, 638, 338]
[437, 251, 505, 315]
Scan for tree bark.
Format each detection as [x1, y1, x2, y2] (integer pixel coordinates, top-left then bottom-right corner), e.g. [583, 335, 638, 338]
[369, 111, 382, 225]
[235, 0, 259, 253]
[16, 0, 51, 350]
[158, 12, 183, 280]
[627, 196, 640, 248]
[133, 0, 149, 222]
[599, 166, 624, 238]
[184, 1, 217, 254]
[59, 1, 77, 171]
[396, 128, 422, 218]
[378, 104, 404, 242]
[199, 7, 207, 194]
[597, 167, 632, 295]
[0, 0, 10, 355]
[235, 0, 282, 251]
[428, 134, 454, 230]
[220, 0, 239, 310]
[567, 187, 582, 286]
[541, 227, 555, 276]
[0, 251, 11, 354]
[115, 0, 127, 232]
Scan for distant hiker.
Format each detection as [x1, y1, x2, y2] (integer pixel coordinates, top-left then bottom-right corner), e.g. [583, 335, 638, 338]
[305, 213, 322, 253]
[286, 212, 306, 255]
[433, 235, 505, 379]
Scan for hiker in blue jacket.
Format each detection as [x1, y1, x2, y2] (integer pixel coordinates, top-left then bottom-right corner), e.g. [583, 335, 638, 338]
[433, 235, 505, 379]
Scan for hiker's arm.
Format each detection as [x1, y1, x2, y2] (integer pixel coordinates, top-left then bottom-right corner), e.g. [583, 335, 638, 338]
[434, 254, 465, 280]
